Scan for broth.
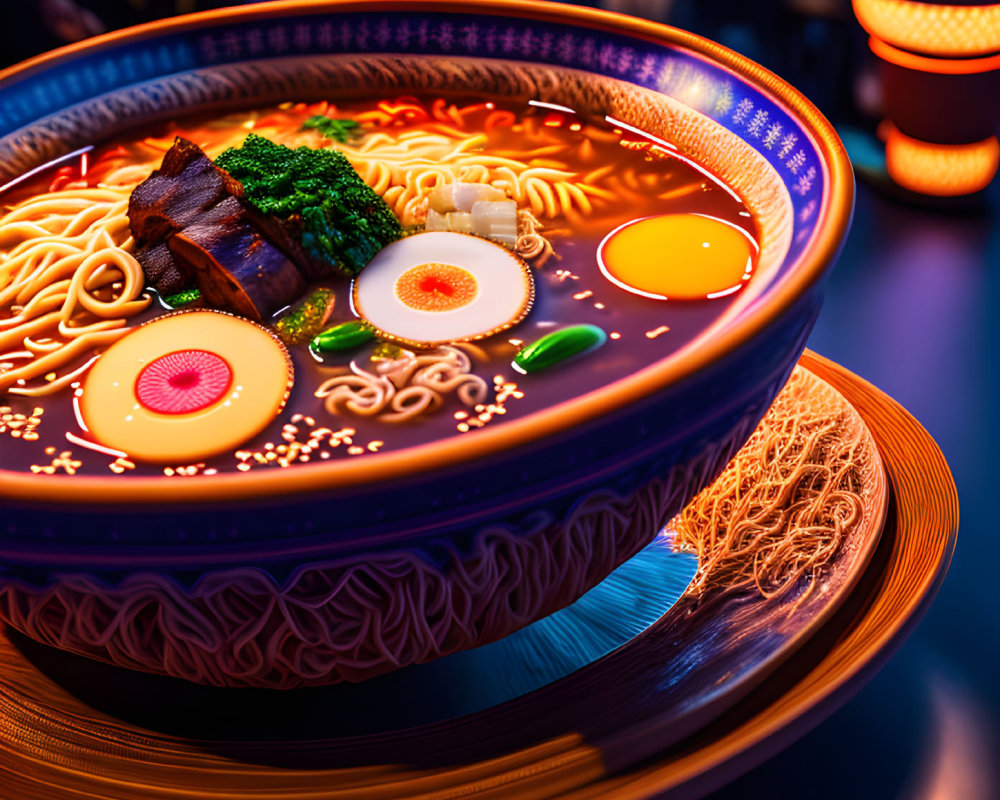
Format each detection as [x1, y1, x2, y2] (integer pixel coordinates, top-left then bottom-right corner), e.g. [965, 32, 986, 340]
[0, 94, 757, 477]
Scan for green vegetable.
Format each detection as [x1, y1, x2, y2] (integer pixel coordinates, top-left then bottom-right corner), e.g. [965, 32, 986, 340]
[302, 115, 362, 143]
[514, 324, 607, 373]
[370, 341, 410, 361]
[162, 288, 201, 308]
[311, 320, 376, 353]
[215, 134, 402, 276]
[273, 287, 337, 345]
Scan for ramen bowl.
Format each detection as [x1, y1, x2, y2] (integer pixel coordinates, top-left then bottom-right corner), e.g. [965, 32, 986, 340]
[0, 0, 852, 688]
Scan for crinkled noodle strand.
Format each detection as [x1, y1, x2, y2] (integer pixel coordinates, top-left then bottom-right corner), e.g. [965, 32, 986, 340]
[0, 188, 150, 396]
[315, 346, 488, 423]
[673, 369, 868, 610]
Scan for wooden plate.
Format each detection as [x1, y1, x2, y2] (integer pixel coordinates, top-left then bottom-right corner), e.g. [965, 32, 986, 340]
[0, 352, 956, 799]
[559, 350, 958, 798]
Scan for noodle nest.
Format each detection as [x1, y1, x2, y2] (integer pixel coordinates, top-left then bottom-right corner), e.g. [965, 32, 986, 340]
[315, 346, 488, 423]
[0, 187, 150, 396]
[673, 367, 873, 608]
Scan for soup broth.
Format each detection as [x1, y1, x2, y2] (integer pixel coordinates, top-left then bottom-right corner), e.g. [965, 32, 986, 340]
[0, 94, 757, 477]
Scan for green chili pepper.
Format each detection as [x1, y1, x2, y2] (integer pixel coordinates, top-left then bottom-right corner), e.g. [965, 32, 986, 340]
[514, 324, 607, 373]
[311, 320, 376, 353]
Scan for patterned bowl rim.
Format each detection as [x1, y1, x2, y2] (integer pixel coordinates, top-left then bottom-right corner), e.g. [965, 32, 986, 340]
[0, 0, 853, 505]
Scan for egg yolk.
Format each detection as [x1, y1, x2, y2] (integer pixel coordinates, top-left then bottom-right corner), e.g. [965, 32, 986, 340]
[395, 262, 479, 312]
[598, 213, 755, 300]
[80, 311, 291, 463]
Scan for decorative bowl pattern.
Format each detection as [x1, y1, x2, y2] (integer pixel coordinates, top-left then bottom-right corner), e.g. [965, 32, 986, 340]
[0, 1, 852, 687]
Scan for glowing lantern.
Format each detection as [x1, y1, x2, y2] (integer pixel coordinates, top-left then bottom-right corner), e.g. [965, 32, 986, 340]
[881, 121, 1000, 196]
[852, 0, 1000, 195]
[853, 0, 1000, 58]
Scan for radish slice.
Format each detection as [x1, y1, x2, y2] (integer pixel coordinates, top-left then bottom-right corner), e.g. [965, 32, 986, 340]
[135, 349, 232, 415]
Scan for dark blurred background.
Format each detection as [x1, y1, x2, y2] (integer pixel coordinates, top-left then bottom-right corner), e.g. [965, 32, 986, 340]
[1, 2, 997, 798]
[1, 0, 876, 129]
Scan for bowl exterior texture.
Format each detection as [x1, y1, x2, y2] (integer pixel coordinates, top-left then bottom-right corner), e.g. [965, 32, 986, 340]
[0, 2, 849, 687]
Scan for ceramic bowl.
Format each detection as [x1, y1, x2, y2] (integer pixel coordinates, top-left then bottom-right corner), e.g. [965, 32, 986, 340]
[0, 0, 852, 688]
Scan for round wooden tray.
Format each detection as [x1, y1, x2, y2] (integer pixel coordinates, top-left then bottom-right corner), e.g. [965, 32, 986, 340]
[562, 350, 958, 799]
[0, 351, 957, 799]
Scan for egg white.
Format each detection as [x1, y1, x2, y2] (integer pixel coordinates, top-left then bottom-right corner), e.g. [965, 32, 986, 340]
[353, 232, 533, 345]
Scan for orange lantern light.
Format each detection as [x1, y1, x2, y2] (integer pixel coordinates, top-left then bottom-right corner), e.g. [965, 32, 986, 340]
[881, 120, 1000, 195]
[851, 0, 1000, 195]
[853, 0, 1000, 58]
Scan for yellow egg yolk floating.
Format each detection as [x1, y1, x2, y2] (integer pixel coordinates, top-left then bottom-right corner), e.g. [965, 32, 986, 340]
[597, 213, 758, 301]
[80, 310, 292, 463]
[353, 231, 533, 347]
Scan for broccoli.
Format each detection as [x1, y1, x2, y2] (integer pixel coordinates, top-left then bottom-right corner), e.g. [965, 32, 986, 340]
[302, 115, 362, 143]
[215, 134, 401, 276]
